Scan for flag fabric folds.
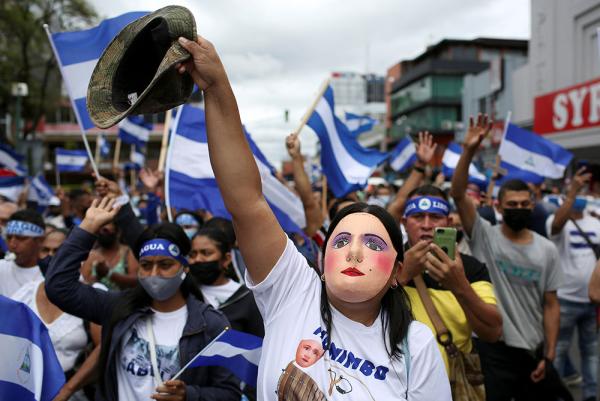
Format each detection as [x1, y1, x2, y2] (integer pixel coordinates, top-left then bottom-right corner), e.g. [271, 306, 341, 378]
[344, 112, 378, 137]
[0, 144, 26, 176]
[188, 329, 262, 387]
[28, 175, 54, 207]
[0, 174, 25, 202]
[118, 116, 152, 146]
[0, 295, 65, 401]
[306, 86, 388, 198]
[442, 142, 487, 189]
[55, 148, 88, 172]
[166, 104, 306, 234]
[49, 12, 148, 131]
[389, 137, 417, 172]
[498, 123, 573, 184]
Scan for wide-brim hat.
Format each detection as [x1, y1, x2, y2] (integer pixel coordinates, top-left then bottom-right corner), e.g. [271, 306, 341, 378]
[87, 6, 197, 129]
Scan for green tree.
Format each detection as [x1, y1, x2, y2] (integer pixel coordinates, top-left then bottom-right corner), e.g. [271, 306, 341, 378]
[0, 0, 97, 139]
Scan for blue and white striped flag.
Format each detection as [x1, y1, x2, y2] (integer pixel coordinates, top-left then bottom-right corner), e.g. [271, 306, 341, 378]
[498, 123, 573, 184]
[28, 174, 54, 207]
[48, 12, 147, 131]
[0, 176, 25, 202]
[97, 134, 110, 158]
[345, 112, 378, 137]
[187, 329, 261, 387]
[442, 142, 487, 189]
[389, 137, 417, 172]
[130, 145, 145, 168]
[118, 116, 152, 146]
[55, 148, 88, 172]
[306, 86, 389, 197]
[0, 295, 65, 401]
[166, 104, 306, 234]
[0, 143, 26, 176]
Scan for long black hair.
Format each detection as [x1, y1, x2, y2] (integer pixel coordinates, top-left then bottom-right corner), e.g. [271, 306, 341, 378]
[98, 222, 204, 396]
[320, 202, 413, 359]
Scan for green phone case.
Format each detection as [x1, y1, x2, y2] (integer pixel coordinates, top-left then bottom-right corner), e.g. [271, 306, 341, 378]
[433, 227, 457, 260]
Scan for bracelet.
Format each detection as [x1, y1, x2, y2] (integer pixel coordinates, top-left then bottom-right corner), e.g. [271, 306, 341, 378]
[413, 165, 426, 174]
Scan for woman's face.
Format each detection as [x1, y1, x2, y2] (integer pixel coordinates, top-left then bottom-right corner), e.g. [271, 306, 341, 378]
[295, 339, 324, 368]
[189, 235, 225, 265]
[138, 256, 185, 278]
[324, 213, 398, 303]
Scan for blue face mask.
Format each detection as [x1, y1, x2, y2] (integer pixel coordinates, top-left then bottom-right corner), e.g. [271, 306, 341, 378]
[573, 197, 587, 212]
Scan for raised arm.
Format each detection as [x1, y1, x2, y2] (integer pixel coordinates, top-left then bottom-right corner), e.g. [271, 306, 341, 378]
[177, 36, 286, 284]
[286, 133, 323, 237]
[450, 114, 492, 237]
[550, 167, 591, 235]
[388, 131, 437, 222]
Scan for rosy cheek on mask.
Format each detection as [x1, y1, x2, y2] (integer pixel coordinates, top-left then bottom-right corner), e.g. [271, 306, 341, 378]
[372, 254, 395, 274]
[323, 251, 342, 273]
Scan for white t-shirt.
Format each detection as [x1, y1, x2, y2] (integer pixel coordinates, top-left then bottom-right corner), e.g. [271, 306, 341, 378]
[117, 305, 188, 401]
[200, 280, 242, 308]
[246, 238, 451, 401]
[0, 258, 43, 298]
[546, 214, 600, 303]
[11, 279, 88, 372]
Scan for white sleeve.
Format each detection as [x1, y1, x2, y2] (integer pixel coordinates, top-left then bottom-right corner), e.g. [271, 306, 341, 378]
[545, 214, 562, 241]
[245, 238, 319, 325]
[407, 322, 452, 401]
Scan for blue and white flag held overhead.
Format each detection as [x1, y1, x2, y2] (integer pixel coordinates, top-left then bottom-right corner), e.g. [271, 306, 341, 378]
[166, 104, 306, 234]
[186, 329, 262, 387]
[118, 116, 153, 146]
[389, 137, 417, 172]
[442, 142, 487, 189]
[498, 123, 573, 184]
[55, 148, 88, 172]
[0, 143, 26, 176]
[28, 174, 54, 207]
[0, 176, 25, 202]
[344, 112, 378, 137]
[49, 12, 148, 131]
[0, 295, 65, 401]
[97, 134, 110, 158]
[307, 86, 389, 198]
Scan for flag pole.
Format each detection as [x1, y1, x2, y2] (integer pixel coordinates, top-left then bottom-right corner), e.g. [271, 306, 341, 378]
[294, 78, 331, 136]
[94, 133, 101, 166]
[171, 327, 230, 381]
[164, 106, 184, 223]
[43, 24, 100, 178]
[113, 138, 122, 172]
[129, 144, 136, 190]
[158, 110, 172, 172]
[55, 165, 61, 187]
[321, 175, 328, 217]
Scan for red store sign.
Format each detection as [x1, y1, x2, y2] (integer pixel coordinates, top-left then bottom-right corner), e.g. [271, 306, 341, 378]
[534, 76, 600, 134]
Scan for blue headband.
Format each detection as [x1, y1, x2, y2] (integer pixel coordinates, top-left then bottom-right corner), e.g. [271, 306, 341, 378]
[139, 239, 188, 266]
[404, 196, 450, 217]
[6, 220, 44, 237]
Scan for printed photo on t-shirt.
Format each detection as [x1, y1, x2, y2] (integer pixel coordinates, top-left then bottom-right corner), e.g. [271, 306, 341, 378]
[120, 327, 180, 382]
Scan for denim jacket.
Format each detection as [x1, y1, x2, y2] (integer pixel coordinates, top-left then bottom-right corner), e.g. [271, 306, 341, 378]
[45, 226, 241, 401]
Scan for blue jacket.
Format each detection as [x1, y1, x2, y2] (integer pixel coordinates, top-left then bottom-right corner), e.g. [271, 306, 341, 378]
[45, 226, 241, 401]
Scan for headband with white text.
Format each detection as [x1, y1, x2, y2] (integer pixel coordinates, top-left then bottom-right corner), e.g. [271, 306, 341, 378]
[6, 220, 44, 237]
[403, 196, 450, 218]
[139, 239, 188, 266]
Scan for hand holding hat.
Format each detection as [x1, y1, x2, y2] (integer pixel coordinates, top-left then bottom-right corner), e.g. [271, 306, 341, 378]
[176, 35, 228, 93]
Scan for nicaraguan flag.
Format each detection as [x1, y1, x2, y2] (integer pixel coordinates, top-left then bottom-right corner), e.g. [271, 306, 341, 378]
[166, 104, 306, 233]
[49, 12, 148, 131]
[0, 295, 65, 401]
[0, 143, 26, 176]
[389, 137, 417, 172]
[97, 134, 110, 158]
[345, 112, 378, 137]
[498, 123, 573, 184]
[188, 329, 261, 387]
[130, 145, 145, 168]
[307, 86, 389, 197]
[118, 116, 152, 146]
[55, 148, 88, 172]
[0, 175, 25, 202]
[28, 174, 54, 207]
[442, 142, 487, 189]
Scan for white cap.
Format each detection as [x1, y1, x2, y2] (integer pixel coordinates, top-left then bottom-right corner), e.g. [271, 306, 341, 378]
[48, 196, 61, 206]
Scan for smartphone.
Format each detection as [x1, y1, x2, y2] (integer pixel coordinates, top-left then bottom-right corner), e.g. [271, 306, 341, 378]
[433, 227, 457, 260]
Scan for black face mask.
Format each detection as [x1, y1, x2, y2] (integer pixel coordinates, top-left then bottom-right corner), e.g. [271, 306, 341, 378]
[97, 233, 118, 248]
[189, 261, 222, 285]
[502, 208, 532, 232]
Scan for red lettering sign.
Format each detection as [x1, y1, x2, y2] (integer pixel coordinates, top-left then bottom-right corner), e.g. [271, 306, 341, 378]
[534, 76, 600, 134]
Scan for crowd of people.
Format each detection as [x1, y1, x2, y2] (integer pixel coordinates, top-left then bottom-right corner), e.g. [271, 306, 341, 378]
[2, 34, 600, 401]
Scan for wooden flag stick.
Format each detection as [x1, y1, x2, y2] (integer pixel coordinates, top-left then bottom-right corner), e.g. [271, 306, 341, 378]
[113, 138, 122, 172]
[295, 78, 331, 136]
[158, 110, 172, 172]
[321, 175, 328, 217]
[94, 133, 101, 166]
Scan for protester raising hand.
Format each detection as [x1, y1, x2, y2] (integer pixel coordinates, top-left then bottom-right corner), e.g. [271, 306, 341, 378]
[176, 35, 228, 92]
[415, 130, 437, 165]
[285, 132, 301, 158]
[463, 113, 494, 151]
[79, 197, 121, 234]
[139, 168, 163, 193]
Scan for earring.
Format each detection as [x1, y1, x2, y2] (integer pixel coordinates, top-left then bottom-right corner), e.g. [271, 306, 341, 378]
[391, 282, 398, 290]
[321, 274, 325, 282]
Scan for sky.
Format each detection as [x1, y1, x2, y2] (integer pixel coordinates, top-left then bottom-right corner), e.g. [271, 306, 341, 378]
[89, 0, 531, 167]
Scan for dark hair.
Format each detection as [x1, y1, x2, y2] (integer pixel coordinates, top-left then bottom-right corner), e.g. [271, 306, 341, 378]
[204, 217, 236, 248]
[9, 209, 45, 231]
[328, 197, 355, 221]
[320, 202, 412, 359]
[98, 222, 201, 396]
[407, 184, 448, 202]
[498, 179, 532, 202]
[193, 227, 232, 256]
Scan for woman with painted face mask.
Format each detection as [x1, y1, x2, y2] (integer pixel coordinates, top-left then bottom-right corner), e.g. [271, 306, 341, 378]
[45, 197, 241, 401]
[175, 35, 451, 400]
